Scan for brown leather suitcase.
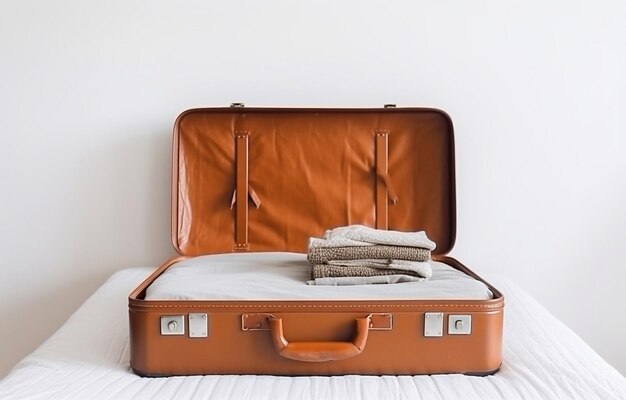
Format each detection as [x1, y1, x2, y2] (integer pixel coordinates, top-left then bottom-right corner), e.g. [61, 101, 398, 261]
[128, 105, 504, 376]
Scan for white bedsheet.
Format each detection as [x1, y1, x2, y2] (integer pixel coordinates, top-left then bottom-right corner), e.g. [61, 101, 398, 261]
[0, 267, 625, 400]
[145, 252, 493, 300]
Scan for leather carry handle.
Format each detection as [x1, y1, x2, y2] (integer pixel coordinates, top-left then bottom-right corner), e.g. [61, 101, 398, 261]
[268, 315, 371, 362]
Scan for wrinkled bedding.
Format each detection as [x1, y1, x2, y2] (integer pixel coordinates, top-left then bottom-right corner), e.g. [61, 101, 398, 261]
[1, 267, 625, 400]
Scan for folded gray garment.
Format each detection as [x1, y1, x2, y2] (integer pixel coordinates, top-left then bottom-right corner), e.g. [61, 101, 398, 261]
[308, 274, 424, 286]
[308, 245, 431, 264]
[311, 264, 427, 280]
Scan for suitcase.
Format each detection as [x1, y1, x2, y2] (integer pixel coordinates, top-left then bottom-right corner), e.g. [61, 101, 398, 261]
[128, 105, 504, 376]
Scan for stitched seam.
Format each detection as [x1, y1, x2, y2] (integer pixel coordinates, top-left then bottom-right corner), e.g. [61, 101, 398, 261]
[130, 303, 502, 310]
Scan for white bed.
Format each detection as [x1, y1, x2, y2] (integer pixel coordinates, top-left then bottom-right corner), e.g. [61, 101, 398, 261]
[1, 267, 625, 400]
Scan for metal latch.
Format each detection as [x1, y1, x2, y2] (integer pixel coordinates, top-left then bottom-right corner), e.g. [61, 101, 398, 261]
[368, 313, 393, 330]
[230, 102, 245, 107]
[160, 315, 185, 335]
[189, 313, 208, 338]
[383, 104, 397, 108]
[448, 315, 471, 335]
[424, 312, 443, 337]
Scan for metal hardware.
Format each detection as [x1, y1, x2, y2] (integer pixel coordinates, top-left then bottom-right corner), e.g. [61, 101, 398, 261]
[368, 313, 393, 330]
[230, 102, 245, 107]
[242, 313, 393, 331]
[448, 315, 472, 335]
[241, 313, 272, 331]
[160, 315, 185, 336]
[383, 104, 396, 108]
[424, 312, 444, 337]
[189, 313, 208, 338]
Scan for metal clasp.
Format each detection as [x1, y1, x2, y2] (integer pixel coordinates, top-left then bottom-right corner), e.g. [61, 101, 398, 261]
[189, 313, 208, 338]
[230, 102, 245, 107]
[241, 313, 273, 331]
[160, 315, 185, 336]
[367, 313, 393, 330]
[424, 312, 444, 337]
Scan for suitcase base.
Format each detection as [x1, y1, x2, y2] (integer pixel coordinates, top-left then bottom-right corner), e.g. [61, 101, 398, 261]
[129, 256, 504, 376]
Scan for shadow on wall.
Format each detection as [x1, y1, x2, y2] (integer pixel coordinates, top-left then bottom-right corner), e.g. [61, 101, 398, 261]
[0, 128, 175, 378]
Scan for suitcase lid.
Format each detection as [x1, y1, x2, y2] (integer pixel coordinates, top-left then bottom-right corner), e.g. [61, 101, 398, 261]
[172, 106, 456, 256]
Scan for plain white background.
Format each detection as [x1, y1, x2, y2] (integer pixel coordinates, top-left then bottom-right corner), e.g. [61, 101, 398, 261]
[1, 0, 625, 378]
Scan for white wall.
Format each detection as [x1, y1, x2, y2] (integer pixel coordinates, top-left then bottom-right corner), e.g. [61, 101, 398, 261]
[1, 0, 624, 378]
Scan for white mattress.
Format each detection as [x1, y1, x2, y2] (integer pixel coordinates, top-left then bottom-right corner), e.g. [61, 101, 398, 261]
[1, 268, 625, 400]
[145, 252, 494, 300]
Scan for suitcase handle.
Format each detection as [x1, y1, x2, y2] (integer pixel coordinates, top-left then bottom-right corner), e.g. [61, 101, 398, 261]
[267, 315, 371, 362]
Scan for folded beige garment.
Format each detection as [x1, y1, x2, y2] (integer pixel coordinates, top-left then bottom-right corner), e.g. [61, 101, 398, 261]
[308, 245, 430, 264]
[308, 274, 425, 285]
[323, 225, 437, 250]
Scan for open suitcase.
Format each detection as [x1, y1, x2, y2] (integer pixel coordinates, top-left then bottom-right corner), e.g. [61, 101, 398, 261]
[129, 105, 504, 376]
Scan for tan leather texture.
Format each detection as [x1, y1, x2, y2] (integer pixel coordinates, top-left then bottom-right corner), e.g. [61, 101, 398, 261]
[171, 108, 456, 256]
[129, 255, 503, 376]
[129, 107, 504, 376]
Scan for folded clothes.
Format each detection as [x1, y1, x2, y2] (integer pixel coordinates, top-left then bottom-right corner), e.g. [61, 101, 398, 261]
[322, 225, 436, 250]
[306, 225, 436, 286]
[311, 264, 426, 279]
[325, 259, 432, 277]
[308, 275, 426, 286]
[308, 237, 375, 248]
[308, 244, 431, 264]
[308, 261, 432, 286]
[309, 264, 429, 285]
